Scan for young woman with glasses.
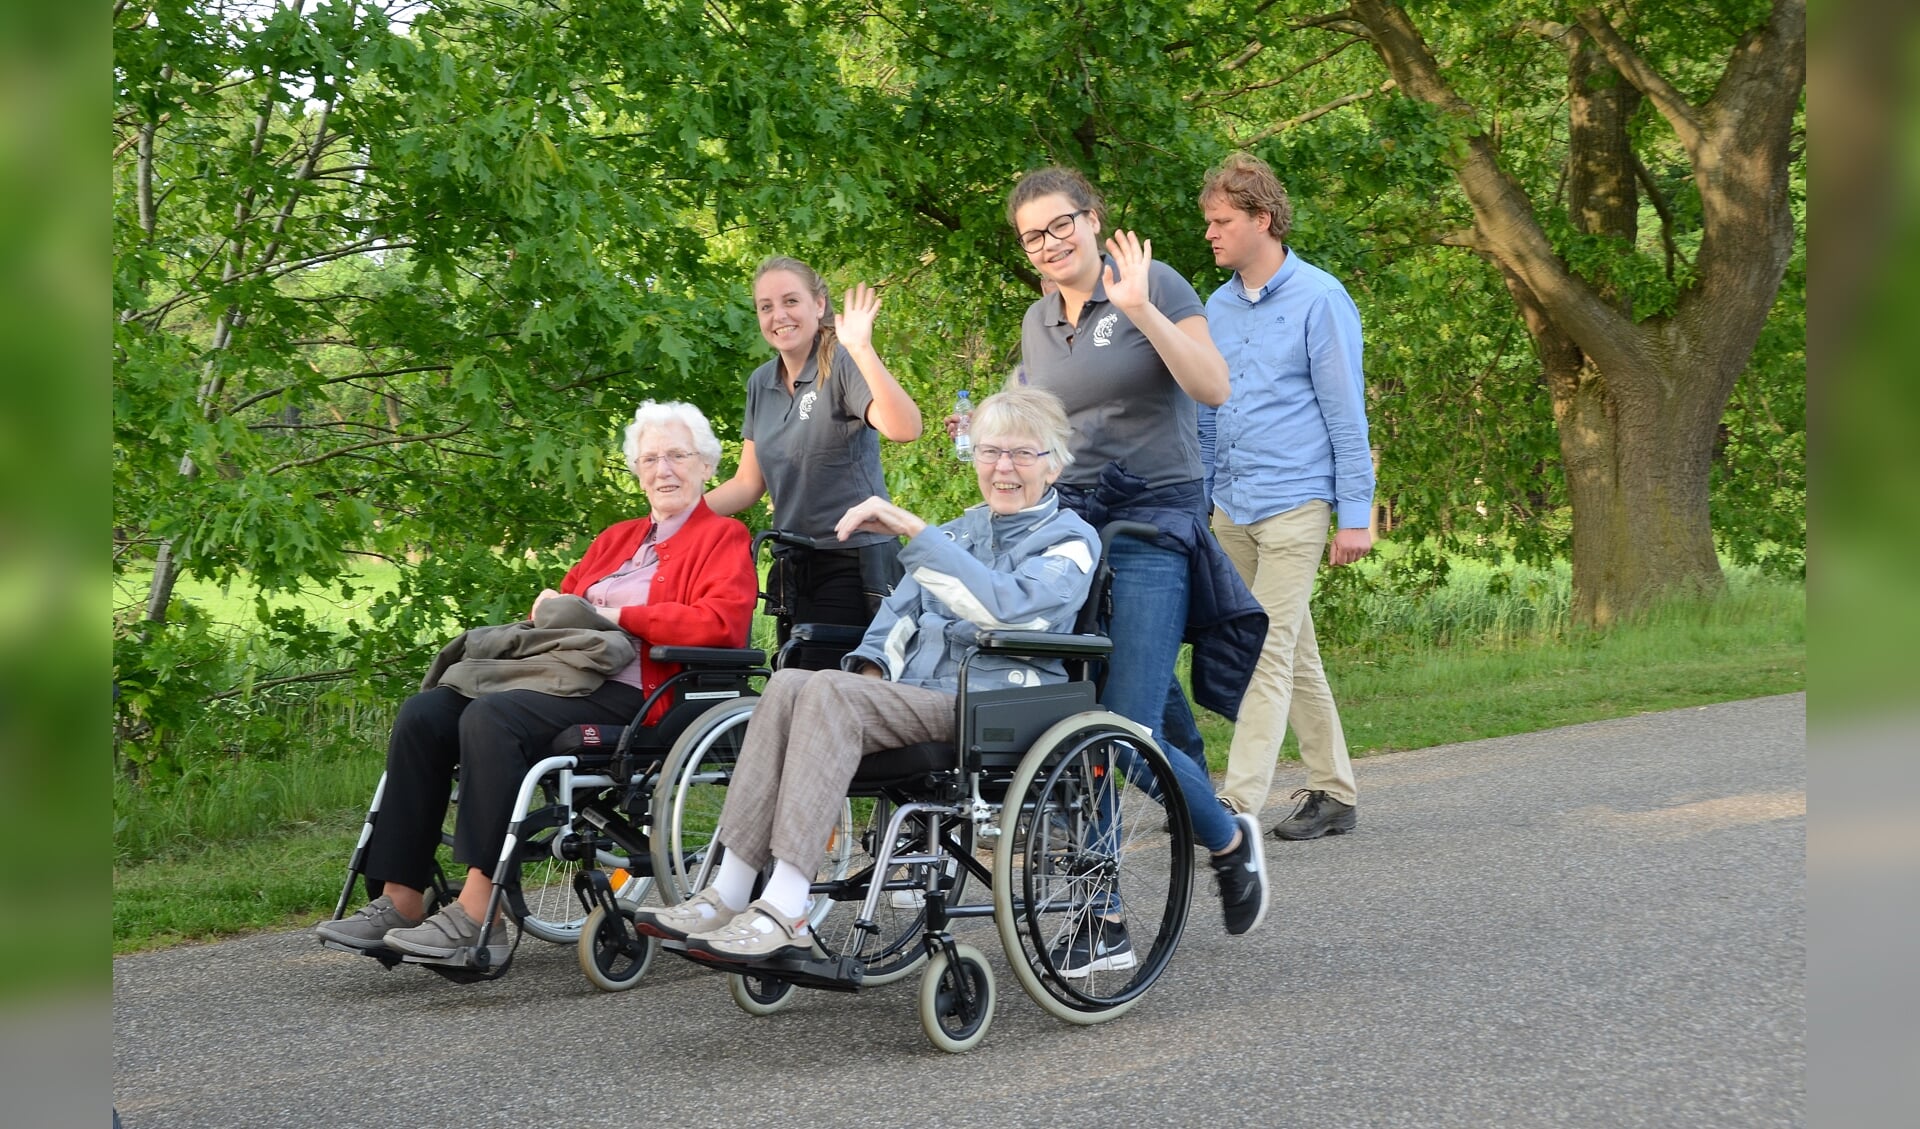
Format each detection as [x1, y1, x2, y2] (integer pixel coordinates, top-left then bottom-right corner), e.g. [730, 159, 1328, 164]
[1006, 166, 1272, 950]
[705, 257, 924, 665]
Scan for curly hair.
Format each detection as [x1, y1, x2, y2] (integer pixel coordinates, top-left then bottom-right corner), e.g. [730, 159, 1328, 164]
[623, 400, 722, 476]
[1200, 152, 1292, 242]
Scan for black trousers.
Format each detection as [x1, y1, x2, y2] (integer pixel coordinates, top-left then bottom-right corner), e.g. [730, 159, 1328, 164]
[769, 541, 903, 670]
[364, 682, 651, 891]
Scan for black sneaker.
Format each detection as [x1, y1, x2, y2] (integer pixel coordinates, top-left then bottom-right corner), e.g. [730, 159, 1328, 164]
[1211, 812, 1269, 935]
[1046, 915, 1136, 979]
[1272, 789, 1358, 840]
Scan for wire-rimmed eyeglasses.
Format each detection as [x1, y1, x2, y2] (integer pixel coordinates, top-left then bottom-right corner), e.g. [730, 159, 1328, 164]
[636, 450, 699, 471]
[972, 445, 1049, 467]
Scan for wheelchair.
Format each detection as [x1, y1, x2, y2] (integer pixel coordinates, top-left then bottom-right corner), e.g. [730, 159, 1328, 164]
[636, 521, 1199, 1052]
[318, 646, 775, 983]
[320, 531, 868, 984]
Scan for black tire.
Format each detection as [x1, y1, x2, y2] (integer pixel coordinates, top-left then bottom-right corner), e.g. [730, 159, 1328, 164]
[918, 943, 996, 1053]
[577, 899, 656, 992]
[992, 712, 1194, 1025]
[728, 971, 798, 1016]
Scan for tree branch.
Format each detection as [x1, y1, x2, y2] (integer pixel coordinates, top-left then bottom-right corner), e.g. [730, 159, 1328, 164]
[1231, 80, 1393, 146]
[205, 662, 406, 703]
[1573, 7, 1704, 156]
[229, 365, 452, 414]
[1346, 0, 1645, 381]
[1288, 9, 1366, 37]
[1632, 155, 1682, 280]
[267, 426, 471, 475]
[1436, 227, 1491, 253]
[1193, 39, 1364, 108]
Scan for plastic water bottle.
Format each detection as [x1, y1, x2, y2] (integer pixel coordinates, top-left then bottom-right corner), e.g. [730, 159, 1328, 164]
[953, 390, 974, 461]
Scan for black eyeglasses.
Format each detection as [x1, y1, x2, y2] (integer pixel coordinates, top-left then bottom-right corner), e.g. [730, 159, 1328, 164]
[1017, 210, 1089, 253]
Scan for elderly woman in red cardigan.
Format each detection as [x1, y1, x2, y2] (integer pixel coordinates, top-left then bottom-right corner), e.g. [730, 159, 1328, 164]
[317, 400, 757, 962]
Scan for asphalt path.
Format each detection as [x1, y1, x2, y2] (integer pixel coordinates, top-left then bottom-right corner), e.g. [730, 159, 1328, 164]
[113, 693, 1804, 1129]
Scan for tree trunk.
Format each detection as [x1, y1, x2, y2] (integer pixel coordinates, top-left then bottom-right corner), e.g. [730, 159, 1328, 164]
[1548, 27, 1726, 625]
[1555, 356, 1725, 625]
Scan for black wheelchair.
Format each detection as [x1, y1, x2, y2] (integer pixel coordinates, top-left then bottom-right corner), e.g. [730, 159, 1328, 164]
[319, 531, 866, 984]
[623, 521, 1199, 1051]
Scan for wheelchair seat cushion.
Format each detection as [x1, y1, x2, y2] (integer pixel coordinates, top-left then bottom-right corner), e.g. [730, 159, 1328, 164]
[550, 723, 627, 768]
[851, 741, 957, 787]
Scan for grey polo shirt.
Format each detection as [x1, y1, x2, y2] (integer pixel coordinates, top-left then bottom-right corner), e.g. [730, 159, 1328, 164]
[741, 342, 891, 547]
[1018, 257, 1208, 489]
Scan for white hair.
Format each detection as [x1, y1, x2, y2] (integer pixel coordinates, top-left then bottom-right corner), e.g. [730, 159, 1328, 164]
[622, 400, 722, 473]
[973, 386, 1075, 474]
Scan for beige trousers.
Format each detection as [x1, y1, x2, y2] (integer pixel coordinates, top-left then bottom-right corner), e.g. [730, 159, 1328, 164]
[1212, 501, 1357, 812]
[717, 668, 955, 874]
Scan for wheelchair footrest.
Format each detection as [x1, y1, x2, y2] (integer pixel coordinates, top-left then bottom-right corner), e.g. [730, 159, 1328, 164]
[397, 939, 514, 982]
[318, 938, 406, 969]
[658, 940, 866, 992]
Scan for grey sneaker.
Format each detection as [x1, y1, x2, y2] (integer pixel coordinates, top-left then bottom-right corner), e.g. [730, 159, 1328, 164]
[383, 902, 497, 960]
[631, 886, 740, 941]
[314, 895, 421, 952]
[685, 899, 818, 964]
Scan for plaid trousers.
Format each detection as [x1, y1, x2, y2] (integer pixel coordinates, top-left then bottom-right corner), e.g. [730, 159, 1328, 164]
[718, 668, 954, 874]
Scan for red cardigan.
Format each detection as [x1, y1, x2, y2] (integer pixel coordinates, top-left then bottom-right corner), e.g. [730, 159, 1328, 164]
[559, 498, 757, 723]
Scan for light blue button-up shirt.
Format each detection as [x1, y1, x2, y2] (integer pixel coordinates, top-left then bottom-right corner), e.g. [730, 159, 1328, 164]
[1203, 248, 1374, 529]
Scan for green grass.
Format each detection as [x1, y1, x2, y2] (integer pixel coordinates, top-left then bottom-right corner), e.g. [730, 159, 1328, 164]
[112, 560, 1803, 954]
[1191, 563, 1804, 763]
[112, 562, 402, 630]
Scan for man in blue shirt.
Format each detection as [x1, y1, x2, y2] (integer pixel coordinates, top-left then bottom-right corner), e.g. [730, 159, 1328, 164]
[1200, 152, 1374, 840]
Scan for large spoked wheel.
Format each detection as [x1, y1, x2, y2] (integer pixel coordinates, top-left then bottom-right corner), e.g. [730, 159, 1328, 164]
[918, 942, 997, 1053]
[651, 699, 858, 931]
[809, 801, 962, 986]
[509, 804, 594, 944]
[992, 711, 1194, 1026]
[727, 971, 798, 1016]
[651, 699, 756, 905]
[577, 899, 656, 992]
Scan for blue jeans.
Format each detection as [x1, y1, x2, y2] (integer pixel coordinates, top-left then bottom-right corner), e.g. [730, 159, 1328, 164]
[1100, 535, 1236, 853]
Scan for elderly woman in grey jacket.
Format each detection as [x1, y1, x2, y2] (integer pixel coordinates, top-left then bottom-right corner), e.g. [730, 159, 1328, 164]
[632, 386, 1098, 962]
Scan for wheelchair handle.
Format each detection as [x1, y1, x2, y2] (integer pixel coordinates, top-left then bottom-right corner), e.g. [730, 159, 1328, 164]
[752, 528, 828, 555]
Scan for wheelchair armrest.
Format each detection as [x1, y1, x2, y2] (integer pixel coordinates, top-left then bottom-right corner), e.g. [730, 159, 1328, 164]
[788, 622, 865, 647]
[649, 645, 767, 667]
[974, 630, 1114, 659]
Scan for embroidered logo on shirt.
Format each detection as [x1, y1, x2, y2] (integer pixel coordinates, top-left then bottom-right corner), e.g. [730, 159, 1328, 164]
[1091, 313, 1118, 347]
[797, 390, 818, 420]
